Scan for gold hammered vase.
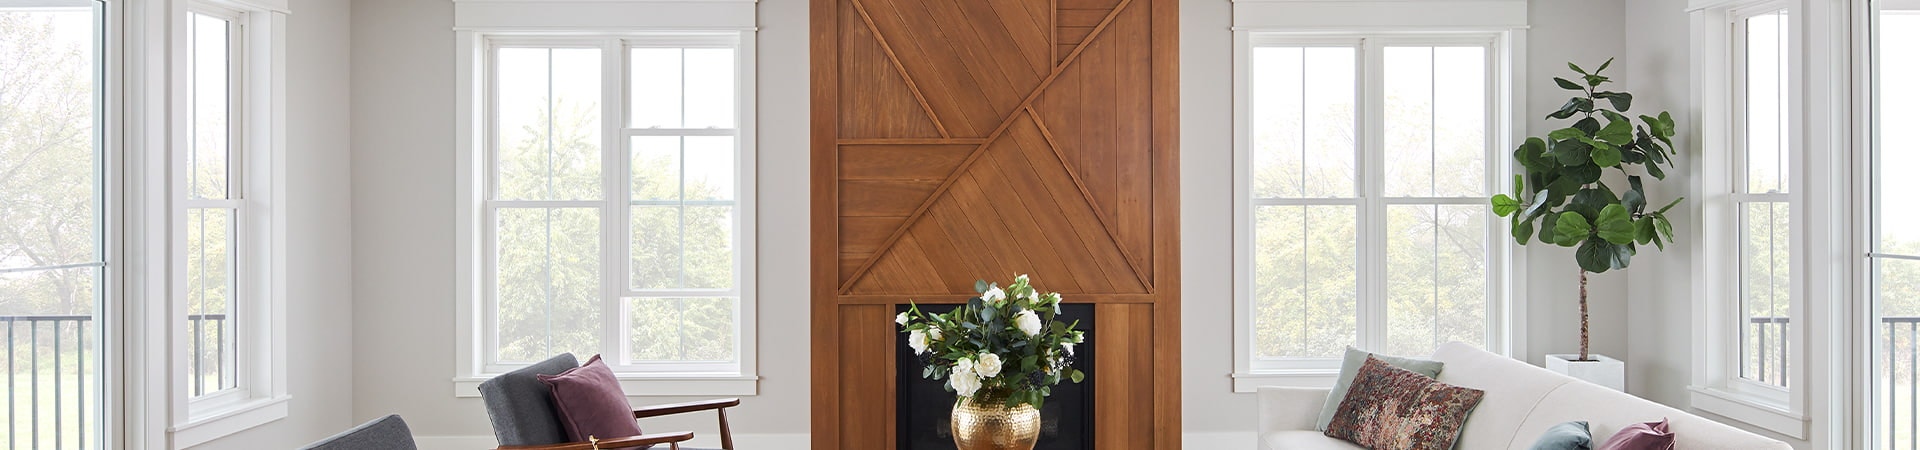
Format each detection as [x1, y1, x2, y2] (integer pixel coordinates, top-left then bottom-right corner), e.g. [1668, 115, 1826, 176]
[950, 390, 1041, 450]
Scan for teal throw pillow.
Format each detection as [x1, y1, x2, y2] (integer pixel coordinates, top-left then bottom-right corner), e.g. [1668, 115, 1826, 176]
[1529, 421, 1593, 450]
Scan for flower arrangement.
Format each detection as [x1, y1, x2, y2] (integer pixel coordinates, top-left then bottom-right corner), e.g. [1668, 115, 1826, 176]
[897, 274, 1087, 408]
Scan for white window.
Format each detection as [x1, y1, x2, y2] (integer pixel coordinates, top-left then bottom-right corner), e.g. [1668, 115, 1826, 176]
[1872, 2, 1920, 446]
[168, 1, 290, 444]
[1233, 33, 1518, 387]
[1689, 0, 1807, 437]
[458, 32, 757, 393]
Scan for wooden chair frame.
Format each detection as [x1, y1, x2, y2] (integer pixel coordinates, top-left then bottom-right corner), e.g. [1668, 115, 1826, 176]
[496, 398, 741, 450]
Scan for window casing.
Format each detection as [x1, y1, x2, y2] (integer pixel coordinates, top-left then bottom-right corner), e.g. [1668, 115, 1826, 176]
[1234, 33, 1518, 384]
[466, 33, 757, 383]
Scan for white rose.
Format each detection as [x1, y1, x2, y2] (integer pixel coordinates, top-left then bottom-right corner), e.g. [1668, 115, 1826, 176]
[896, 312, 909, 325]
[982, 286, 1006, 304]
[908, 330, 929, 354]
[1045, 292, 1063, 314]
[975, 353, 1003, 378]
[1063, 342, 1075, 356]
[1016, 273, 1030, 284]
[950, 370, 982, 397]
[954, 358, 976, 376]
[1014, 310, 1043, 337]
[928, 326, 943, 341]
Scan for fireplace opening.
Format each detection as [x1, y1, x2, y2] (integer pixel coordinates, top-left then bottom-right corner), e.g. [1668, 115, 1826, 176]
[894, 303, 1095, 449]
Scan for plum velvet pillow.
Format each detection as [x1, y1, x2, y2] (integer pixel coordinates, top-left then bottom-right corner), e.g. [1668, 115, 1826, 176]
[537, 355, 643, 443]
[1595, 419, 1676, 450]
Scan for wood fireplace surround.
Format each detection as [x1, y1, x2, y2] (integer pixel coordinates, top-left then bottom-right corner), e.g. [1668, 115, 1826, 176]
[809, 0, 1179, 446]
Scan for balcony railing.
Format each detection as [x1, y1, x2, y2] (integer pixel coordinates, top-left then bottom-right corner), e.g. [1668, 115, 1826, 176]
[1, 313, 226, 449]
[1751, 316, 1920, 449]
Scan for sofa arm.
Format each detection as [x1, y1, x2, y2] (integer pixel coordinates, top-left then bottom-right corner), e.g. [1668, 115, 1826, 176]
[1257, 386, 1331, 433]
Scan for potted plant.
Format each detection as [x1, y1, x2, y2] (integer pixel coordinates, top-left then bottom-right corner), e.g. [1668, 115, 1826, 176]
[897, 274, 1086, 450]
[1491, 59, 1681, 390]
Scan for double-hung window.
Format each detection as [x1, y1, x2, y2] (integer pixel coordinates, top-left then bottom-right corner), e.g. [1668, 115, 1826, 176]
[169, 0, 290, 444]
[464, 33, 756, 389]
[1689, 0, 1805, 435]
[1234, 33, 1516, 386]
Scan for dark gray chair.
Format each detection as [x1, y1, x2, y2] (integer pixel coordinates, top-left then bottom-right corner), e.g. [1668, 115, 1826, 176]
[478, 353, 740, 450]
[299, 414, 418, 450]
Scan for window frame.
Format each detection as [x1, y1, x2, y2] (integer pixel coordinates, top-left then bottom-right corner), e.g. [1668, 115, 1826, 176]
[163, 0, 291, 446]
[454, 30, 760, 397]
[1687, 0, 1813, 438]
[1231, 30, 1526, 391]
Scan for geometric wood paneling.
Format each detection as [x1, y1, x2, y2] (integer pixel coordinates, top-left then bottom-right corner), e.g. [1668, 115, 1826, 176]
[812, 0, 1179, 444]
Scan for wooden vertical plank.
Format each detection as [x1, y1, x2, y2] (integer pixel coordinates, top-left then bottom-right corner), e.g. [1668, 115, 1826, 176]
[1149, 0, 1182, 446]
[838, 305, 895, 449]
[810, 0, 843, 447]
[1096, 303, 1154, 449]
[1114, 1, 1154, 278]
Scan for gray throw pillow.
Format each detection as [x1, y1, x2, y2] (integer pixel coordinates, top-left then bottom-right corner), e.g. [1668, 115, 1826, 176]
[1529, 421, 1593, 450]
[1315, 346, 1445, 431]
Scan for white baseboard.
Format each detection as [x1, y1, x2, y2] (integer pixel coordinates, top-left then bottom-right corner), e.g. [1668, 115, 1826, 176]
[415, 433, 810, 450]
[1184, 431, 1259, 449]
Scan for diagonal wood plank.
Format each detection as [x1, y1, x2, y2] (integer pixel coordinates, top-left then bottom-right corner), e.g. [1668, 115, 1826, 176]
[837, 0, 1138, 294]
[1025, 106, 1153, 291]
[848, 0, 951, 138]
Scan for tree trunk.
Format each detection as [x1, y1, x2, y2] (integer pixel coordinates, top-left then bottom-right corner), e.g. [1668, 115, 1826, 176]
[1579, 269, 1591, 361]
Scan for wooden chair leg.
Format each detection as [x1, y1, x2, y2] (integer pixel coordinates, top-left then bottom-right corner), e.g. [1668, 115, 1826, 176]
[718, 408, 734, 450]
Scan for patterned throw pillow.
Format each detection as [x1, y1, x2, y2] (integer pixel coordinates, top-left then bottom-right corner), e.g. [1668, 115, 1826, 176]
[1324, 356, 1487, 450]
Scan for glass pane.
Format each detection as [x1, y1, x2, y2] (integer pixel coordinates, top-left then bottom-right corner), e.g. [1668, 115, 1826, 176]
[494, 208, 602, 363]
[1880, 11, 1920, 254]
[630, 205, 735, 291]
[1384, 205, 1488, 357]
[1745, 11, 1789, 194]
[631, 48, 736, 129]
[627, 297, 738, 362]
[1386, 47, 1488, 198]
[191, 14, 231, 200]
[495, 48, 602, 201]
[1741, 201, 1790, 386]
[186, 208, 238, 396]
[1251, 204, 1358, 359]
[630, 136, 737, 202]
[1250, 46, 1356, 199]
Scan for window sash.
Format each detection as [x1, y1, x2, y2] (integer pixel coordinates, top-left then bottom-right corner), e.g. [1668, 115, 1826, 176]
[183, 5, 249, 406]
[1246, 36, 1503, 372]
[480, 36, 747, 374]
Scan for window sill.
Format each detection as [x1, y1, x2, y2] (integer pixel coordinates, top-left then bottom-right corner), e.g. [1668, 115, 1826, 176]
[1688, 386, 1807, 439]
[1231, 371, 1339, 393]
[170, 395, 292, 448]
[453, 374, 759, 398]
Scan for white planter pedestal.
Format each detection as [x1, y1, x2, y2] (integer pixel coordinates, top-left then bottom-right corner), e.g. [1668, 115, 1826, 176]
[1545, 354, 1625, 391]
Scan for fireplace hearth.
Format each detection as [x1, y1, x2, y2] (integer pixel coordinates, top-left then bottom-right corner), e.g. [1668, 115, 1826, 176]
[895, 303, 1095, 450]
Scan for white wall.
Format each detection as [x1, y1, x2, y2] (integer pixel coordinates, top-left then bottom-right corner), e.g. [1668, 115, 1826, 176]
[1179, 0, 1635, 442]
[347, 0, 811, 446]
[192, 0, 357, 447]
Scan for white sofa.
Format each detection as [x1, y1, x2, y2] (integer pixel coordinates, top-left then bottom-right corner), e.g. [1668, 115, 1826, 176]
[1256, 342, 1791, 450]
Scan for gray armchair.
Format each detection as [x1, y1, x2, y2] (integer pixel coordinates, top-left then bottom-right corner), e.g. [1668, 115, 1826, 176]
[478, 353, 740, 450]
[299, 414, 418, 450]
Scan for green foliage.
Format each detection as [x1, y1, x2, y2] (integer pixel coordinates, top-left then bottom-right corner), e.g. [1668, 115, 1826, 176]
[899, 275, 1085, 409]
[1490, 59, 1683, 273]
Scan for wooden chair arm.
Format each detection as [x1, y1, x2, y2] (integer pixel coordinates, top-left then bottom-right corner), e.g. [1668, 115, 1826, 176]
[496, 431, 695, 450]
[631, 398, 741, 419]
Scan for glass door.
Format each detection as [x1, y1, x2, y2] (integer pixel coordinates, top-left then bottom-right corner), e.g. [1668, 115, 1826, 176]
[0, 1, 108, 448]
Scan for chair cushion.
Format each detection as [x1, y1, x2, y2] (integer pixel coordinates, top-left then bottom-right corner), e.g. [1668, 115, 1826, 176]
[298, 414, 417, 450]
[1324, 356, 1485, 450]
[1262, 431, 1364, 450]
[479, 353, 580, 445]
[1318, 346, 1445, 430]
[540, 355, 645, 442]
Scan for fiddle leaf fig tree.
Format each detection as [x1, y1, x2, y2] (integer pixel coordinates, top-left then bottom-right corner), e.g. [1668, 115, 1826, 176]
[1490, 59, 1682, 361]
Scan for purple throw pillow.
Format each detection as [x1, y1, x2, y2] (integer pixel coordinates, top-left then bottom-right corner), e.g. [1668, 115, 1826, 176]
[538, 355, 644, 443]
[1596, 419, 1676, 450]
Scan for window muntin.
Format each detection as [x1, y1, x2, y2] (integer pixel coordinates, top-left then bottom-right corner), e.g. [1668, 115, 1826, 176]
[484, 36, 746, 375]
[1247, 37, 1500, 370]
[185, 8, 244, 402]
[1732, 7, 1792, 389]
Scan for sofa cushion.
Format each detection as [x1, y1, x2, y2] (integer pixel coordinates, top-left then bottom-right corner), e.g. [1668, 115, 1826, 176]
[1595, 419, 1674, 450]
[1318, 346, 1445, 430]
[1262, 431, 1364, 450]
[1429, 342, 1578, 450]
[1526, 421, 1592, 450]
[1324, 356, 1485, 450]
[1513, 382, 1788, 450]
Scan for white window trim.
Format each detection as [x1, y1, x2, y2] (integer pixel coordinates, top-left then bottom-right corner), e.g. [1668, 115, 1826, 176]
[451, 1, 759, 397]
[1229, 27, 1528, 392]
[1686, 0, 1830, 439]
